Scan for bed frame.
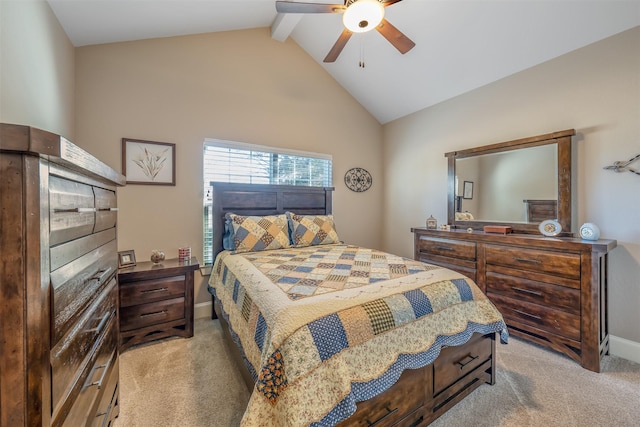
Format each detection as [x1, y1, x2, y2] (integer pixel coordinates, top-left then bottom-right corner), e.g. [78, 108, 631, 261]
[209, 182, 497, 427]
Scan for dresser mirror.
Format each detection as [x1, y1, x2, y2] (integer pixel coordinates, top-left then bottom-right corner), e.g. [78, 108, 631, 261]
[445, 129, 575, 234]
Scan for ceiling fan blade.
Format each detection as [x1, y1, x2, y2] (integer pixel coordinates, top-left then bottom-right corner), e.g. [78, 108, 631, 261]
[382, 0, 404, 6]
[376, 19, 415, 54]
[324, 29, 353, 63]
[276, 1, 347, 14]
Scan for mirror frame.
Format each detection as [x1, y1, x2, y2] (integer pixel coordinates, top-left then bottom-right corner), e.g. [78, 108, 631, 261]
[445, 129, 575, 235]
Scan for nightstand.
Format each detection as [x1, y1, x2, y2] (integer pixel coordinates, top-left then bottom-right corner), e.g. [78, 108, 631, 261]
[117, 257, 199, 352]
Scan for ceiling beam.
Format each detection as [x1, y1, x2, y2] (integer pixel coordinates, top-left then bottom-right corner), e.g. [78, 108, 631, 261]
[271, 13, 302, 42]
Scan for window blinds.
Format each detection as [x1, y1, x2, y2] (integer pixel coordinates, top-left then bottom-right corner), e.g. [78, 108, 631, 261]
[202, 139, 332, 264]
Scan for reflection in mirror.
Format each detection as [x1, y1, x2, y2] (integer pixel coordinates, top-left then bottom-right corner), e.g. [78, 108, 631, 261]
[446, 129, 575, 235]
[455, 144, 557, 223]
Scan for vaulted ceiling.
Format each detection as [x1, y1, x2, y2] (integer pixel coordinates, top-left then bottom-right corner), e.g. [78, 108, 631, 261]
[47, 0, 640, 124]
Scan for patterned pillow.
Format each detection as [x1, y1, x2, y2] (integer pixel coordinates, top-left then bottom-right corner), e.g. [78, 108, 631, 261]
[287, 212, 340, 247]
[227, 213, 291, 254]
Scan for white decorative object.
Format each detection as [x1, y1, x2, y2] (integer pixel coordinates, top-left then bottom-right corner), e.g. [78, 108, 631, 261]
[579, 223, 601, 241]
[426, 215, 437, 230]
[539, 219, 562, 237]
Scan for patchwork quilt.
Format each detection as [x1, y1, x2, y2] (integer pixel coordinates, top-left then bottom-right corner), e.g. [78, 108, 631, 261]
[208, 244, 508, 427]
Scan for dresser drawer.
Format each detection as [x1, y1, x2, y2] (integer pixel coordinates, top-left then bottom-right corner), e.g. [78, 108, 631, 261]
[120, 297, 186, 331]
[120, 275, 186, 307]
[51, 280, 117, 415]
[49, 175, 96, 246]
[337, 366, 425, 427]
[51, 241, 118, 344]
[415, 254, 477, 283]
[54, 309, 118, 427]
[486, 266, 580, 314]
[94, 187, 118, 233]
[416, 235, 476, 260]
[433, 333, 492, 395]
[489, 293, 581, 341]
[485, 244, 581, 279]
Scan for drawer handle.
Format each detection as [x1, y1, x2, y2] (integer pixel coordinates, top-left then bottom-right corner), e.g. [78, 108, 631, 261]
[435, 245, 454, 251]
[86, 355, 113, 390]
[89, 268, 110, 282]
[366, 406, 398, 426]
[513, 257, 542, 264]
[140, 287, 168, 294]
[513, 287, 543, 297]
[456, 354, 479, 369]
[54, 207, 96, 213]
[87, 311, 111, 334]
[140, 310, 168, 318]
[513, 309, 542, 320]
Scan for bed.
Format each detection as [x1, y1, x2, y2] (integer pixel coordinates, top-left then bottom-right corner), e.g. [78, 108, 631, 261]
[208, 182, 508, 427]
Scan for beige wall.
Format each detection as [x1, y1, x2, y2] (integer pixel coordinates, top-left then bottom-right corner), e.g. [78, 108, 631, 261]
[0, 0, 75, 138]
[382, 27, 640, 343]
[74, 29, 383, 304]
[4, 0, 637, 352]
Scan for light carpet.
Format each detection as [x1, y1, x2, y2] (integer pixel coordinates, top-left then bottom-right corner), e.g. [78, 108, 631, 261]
[115, 319, 640, 427]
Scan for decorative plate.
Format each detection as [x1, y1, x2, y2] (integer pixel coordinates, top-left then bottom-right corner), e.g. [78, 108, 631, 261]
[539, 219, 562, 237]
[344, 167, 372, 192]
[579, 223, 601, 241]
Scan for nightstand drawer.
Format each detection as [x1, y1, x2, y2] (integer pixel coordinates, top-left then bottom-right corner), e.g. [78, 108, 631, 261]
[120, 297, 185, 331]
[120, 275, 186, 307]
[485, 244, 580, 279]
[416, 235, 476, 260]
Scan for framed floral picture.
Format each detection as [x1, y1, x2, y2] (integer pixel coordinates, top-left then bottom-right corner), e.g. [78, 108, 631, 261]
[122, 138, 176, 185]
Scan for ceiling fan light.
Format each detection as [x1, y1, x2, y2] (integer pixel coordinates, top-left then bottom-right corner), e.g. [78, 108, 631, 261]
[343, 0, 385, 33]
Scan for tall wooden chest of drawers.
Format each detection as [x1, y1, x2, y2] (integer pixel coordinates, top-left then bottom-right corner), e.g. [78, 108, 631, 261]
[412, 227, 616, 372]
[1, 124, 126, 426]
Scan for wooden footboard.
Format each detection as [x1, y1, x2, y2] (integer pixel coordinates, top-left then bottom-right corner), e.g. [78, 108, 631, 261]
[214, 300, 496, 427]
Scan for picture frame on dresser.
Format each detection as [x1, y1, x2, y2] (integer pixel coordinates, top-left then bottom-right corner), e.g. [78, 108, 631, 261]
[118, 249, 137, 268]
[122, 138, 176, 185]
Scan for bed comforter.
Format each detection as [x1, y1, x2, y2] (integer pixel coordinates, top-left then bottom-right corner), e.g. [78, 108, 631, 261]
[208, 244, 508, 427]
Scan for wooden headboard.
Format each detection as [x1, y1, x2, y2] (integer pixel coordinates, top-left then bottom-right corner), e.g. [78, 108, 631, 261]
[210, 182, 334, 259]
[523, 199, 558, 223]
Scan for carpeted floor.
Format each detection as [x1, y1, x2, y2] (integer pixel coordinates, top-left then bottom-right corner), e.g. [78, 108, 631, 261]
[115, 318, 640, 427]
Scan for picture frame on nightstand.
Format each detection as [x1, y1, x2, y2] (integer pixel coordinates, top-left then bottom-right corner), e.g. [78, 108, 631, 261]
[118, 250, 136, 268]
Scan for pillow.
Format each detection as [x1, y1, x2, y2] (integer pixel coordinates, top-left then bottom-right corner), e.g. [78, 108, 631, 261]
[226, 213, 291, 254]
[287, 212, 340, 247]
[223, 214, 235, 250]
[455, 211, 475, 221]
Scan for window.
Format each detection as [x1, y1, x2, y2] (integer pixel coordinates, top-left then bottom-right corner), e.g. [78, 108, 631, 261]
[203, 139, 332, 265]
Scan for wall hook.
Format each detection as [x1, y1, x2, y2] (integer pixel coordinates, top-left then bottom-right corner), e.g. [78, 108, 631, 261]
[603, 153, 640, 176]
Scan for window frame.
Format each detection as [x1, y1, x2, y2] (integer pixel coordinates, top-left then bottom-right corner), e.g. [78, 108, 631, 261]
[202, 138, 333, 267]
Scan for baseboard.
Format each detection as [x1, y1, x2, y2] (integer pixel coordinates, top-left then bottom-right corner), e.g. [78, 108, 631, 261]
[609, 335, 640, 364]
[195, 300, 213, 320]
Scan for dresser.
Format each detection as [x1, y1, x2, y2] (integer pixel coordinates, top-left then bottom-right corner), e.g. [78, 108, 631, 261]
[0, 123, 125, 426]
[117, 257, 199, 352]
[412, 227, 616, 372]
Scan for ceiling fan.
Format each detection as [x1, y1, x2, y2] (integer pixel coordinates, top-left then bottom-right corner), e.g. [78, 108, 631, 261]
[275, 0, 415, 63]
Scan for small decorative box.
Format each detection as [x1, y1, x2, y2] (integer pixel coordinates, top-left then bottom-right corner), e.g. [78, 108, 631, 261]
[483, 225, 512, 234]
